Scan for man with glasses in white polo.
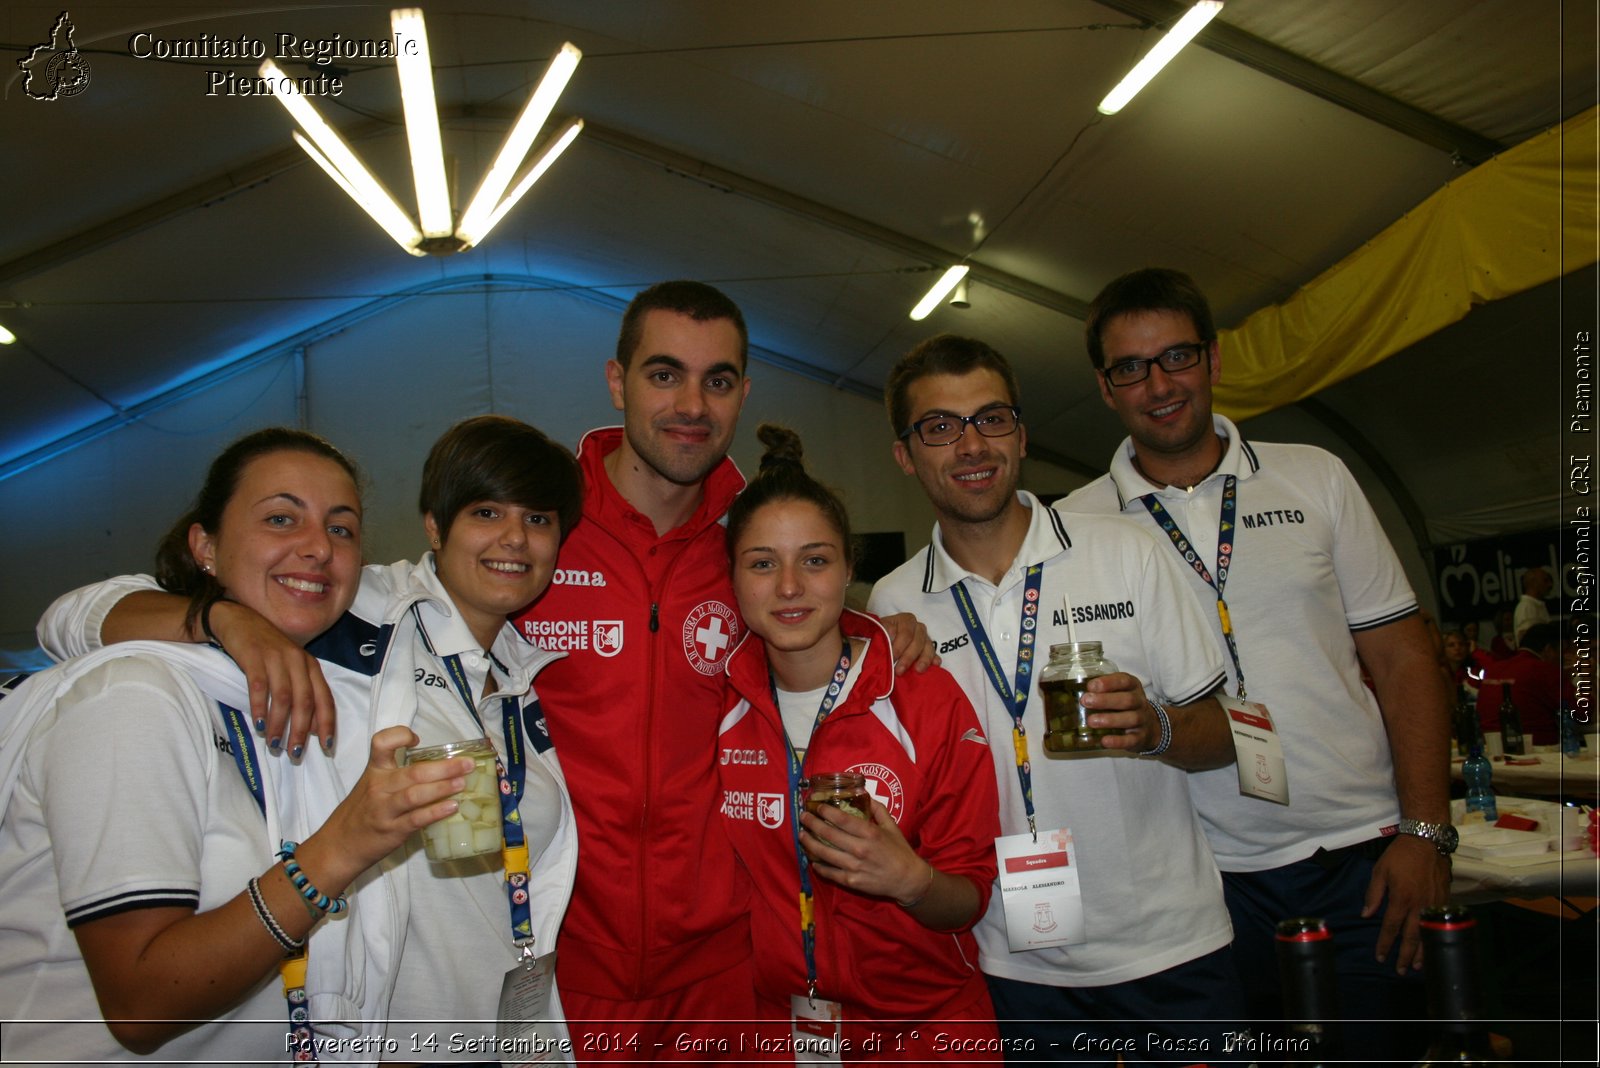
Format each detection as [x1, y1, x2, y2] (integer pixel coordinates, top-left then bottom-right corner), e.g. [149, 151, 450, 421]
[1061, 268, 1453, 1059]
[869, 334, 1248, 1063]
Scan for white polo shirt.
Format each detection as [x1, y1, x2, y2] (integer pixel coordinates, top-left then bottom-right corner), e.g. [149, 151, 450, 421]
[1061, 415, 1416, 871]
[869, 494, 1232, 988]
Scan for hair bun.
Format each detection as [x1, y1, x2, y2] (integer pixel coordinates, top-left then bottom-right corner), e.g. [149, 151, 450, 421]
[755, 423, 804, 472]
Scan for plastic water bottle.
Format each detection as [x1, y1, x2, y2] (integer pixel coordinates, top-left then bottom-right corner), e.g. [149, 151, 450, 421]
[1463, 745, 1496, 821]
[1560, 707, 1582, 757]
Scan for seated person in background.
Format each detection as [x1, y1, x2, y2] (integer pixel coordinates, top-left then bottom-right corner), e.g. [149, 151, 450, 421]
[719, 424, 1000, 1057]
[1420, 609, 1452, 694]
[1475, 622, 1572, 746]
[1489, 608, 1518, 659]
[1442, 629, 1492, 693]
[1, 429, 467, 1061]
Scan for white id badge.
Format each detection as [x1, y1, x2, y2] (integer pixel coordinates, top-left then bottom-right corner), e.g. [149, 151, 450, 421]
[1221, 696, 1289, 805]
[995, 828, 1084, 951]
[789, 993, 844, 1065]
[498, 949, 570, 1066]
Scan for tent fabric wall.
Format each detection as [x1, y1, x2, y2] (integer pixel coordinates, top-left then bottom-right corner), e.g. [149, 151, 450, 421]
[1215, 106, 1598, 419]
[1, 285, 1081, 669]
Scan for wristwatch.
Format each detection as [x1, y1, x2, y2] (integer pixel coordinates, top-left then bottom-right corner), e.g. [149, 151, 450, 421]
[1396, 818, 1459, 856]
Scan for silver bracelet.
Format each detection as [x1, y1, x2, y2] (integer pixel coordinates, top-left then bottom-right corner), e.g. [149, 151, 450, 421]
[1139, 700, 1172, 757]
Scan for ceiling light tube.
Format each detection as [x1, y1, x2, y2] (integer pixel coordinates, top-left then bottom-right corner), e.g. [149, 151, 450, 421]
[260, 59, 423, 250]
[909, 265, 970, 321]
[457, 117, 584, 248]
[292, 131, 425, 255]
[392, 8, 453, 238]
[1097, 0, 1223, 115]
[0, 323, 15, 345]
[457, 42, 582, 243]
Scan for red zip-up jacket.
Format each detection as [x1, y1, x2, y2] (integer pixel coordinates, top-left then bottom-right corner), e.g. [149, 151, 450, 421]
[718, 609, 998, 1020]
[515, 427, 751, 1000]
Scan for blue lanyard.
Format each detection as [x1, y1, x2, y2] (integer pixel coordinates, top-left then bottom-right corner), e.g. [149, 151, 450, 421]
[773, 638, 852, 1002]
[415, 608, 535, 946]
[217, 701, 319, 1064]
[950, 564, 1043, 838]
[1140, 474, 1247, 699]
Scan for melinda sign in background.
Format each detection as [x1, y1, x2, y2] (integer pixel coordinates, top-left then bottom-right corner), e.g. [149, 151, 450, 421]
[1432, 527, 1566, 626]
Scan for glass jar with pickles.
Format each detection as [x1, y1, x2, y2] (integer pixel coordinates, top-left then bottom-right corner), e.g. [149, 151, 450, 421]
[402, 737, 505, 861]
[1039, 641, 1119, 754]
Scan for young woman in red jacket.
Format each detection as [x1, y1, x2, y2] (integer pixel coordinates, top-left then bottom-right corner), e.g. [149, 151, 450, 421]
[718, 424, 1000, 1061]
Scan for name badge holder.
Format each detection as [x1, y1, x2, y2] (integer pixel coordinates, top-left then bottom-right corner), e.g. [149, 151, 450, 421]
[775, 640, 853, 1064]
[951, 566, 1085, 951]
[1141, 476, 1288, 803]
[218, 702, 322, 1063]
[421, 611, 562, 1062]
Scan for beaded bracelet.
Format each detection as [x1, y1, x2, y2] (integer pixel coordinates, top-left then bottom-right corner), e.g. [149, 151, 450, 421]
[246, 876, 304, 954]
[1139, 700, 1173, 757]
[277, 841, 348, 916]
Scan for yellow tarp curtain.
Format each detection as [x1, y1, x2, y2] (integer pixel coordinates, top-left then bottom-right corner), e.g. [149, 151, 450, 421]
[1215, 105, 1599, 420]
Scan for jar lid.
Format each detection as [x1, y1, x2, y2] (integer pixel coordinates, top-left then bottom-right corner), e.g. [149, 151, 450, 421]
[401, 737, 496, 764]
[1047, 640, 1104, 656]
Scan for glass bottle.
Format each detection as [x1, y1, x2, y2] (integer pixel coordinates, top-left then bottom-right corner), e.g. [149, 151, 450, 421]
[1497, 683, 1525, 756]
[1275, 917, 1342, 1065]
[1454, 684, 1482, 757]
[1039, 641, 1119, 754]
[1413, 905, 1500, 1066]
[1463, 744, 1497, 821]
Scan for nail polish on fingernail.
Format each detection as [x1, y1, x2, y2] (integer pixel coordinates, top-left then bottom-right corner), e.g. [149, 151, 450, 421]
[254, 718, 267, 732]
[291, 744, 304, 759]
[268, 737, 283, 753]
[322, 735, 336, 753]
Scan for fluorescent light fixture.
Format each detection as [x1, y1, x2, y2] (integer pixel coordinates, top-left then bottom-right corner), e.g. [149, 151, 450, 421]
[909, 265, 970, 321]
[0, 323, 15, 345]
[458, 117, 584, 248]
[1097, 0, 1222, 115]
[457, 42, 582, 245]
[259, 10, 582, 255]
[293, 133, 426, 256]
[261, 59, 423, 251]
[392, 8, 452, 237]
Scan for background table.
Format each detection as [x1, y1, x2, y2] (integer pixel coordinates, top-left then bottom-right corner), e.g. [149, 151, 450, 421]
[1450, 750, 1600, 802]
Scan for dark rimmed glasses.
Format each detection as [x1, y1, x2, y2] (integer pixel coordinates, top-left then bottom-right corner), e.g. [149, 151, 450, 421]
[901, 404, 1022, 447]
[1103, 342, 1208, 387]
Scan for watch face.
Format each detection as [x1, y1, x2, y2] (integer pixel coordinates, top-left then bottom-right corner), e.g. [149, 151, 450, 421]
[1438, 824, 1460, 853]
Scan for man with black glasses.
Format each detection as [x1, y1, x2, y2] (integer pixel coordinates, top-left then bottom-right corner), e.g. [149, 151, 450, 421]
[1062, 268, 1453, 1058]
[869, 333, 1248, 1063]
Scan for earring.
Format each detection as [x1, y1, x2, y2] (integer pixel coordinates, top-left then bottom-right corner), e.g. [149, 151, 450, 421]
[201, 563, 213, 574]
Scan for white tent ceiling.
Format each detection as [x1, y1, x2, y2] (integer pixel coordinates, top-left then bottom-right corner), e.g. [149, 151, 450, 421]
[2, 1, 1594, 549]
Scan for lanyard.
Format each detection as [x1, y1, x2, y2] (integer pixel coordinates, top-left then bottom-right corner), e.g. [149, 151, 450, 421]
[414, 608, 535, 947]
[773, 638, 852, 1002]
[1140, 474, 1247, 699]
[218, 701, 319, 1064]
[950, 564, 1043, 839]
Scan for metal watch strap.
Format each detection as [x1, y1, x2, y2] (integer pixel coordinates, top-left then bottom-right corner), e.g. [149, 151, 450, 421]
[1396, 818, 1457, 855]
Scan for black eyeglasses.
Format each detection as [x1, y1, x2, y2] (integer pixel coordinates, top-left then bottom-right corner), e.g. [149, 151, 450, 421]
[901, 405, 1022, 447]
[1102, 342, 1208, 387]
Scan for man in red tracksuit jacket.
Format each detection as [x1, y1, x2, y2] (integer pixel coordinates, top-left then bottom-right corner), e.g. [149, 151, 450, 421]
[515, 282, 758, 1055]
